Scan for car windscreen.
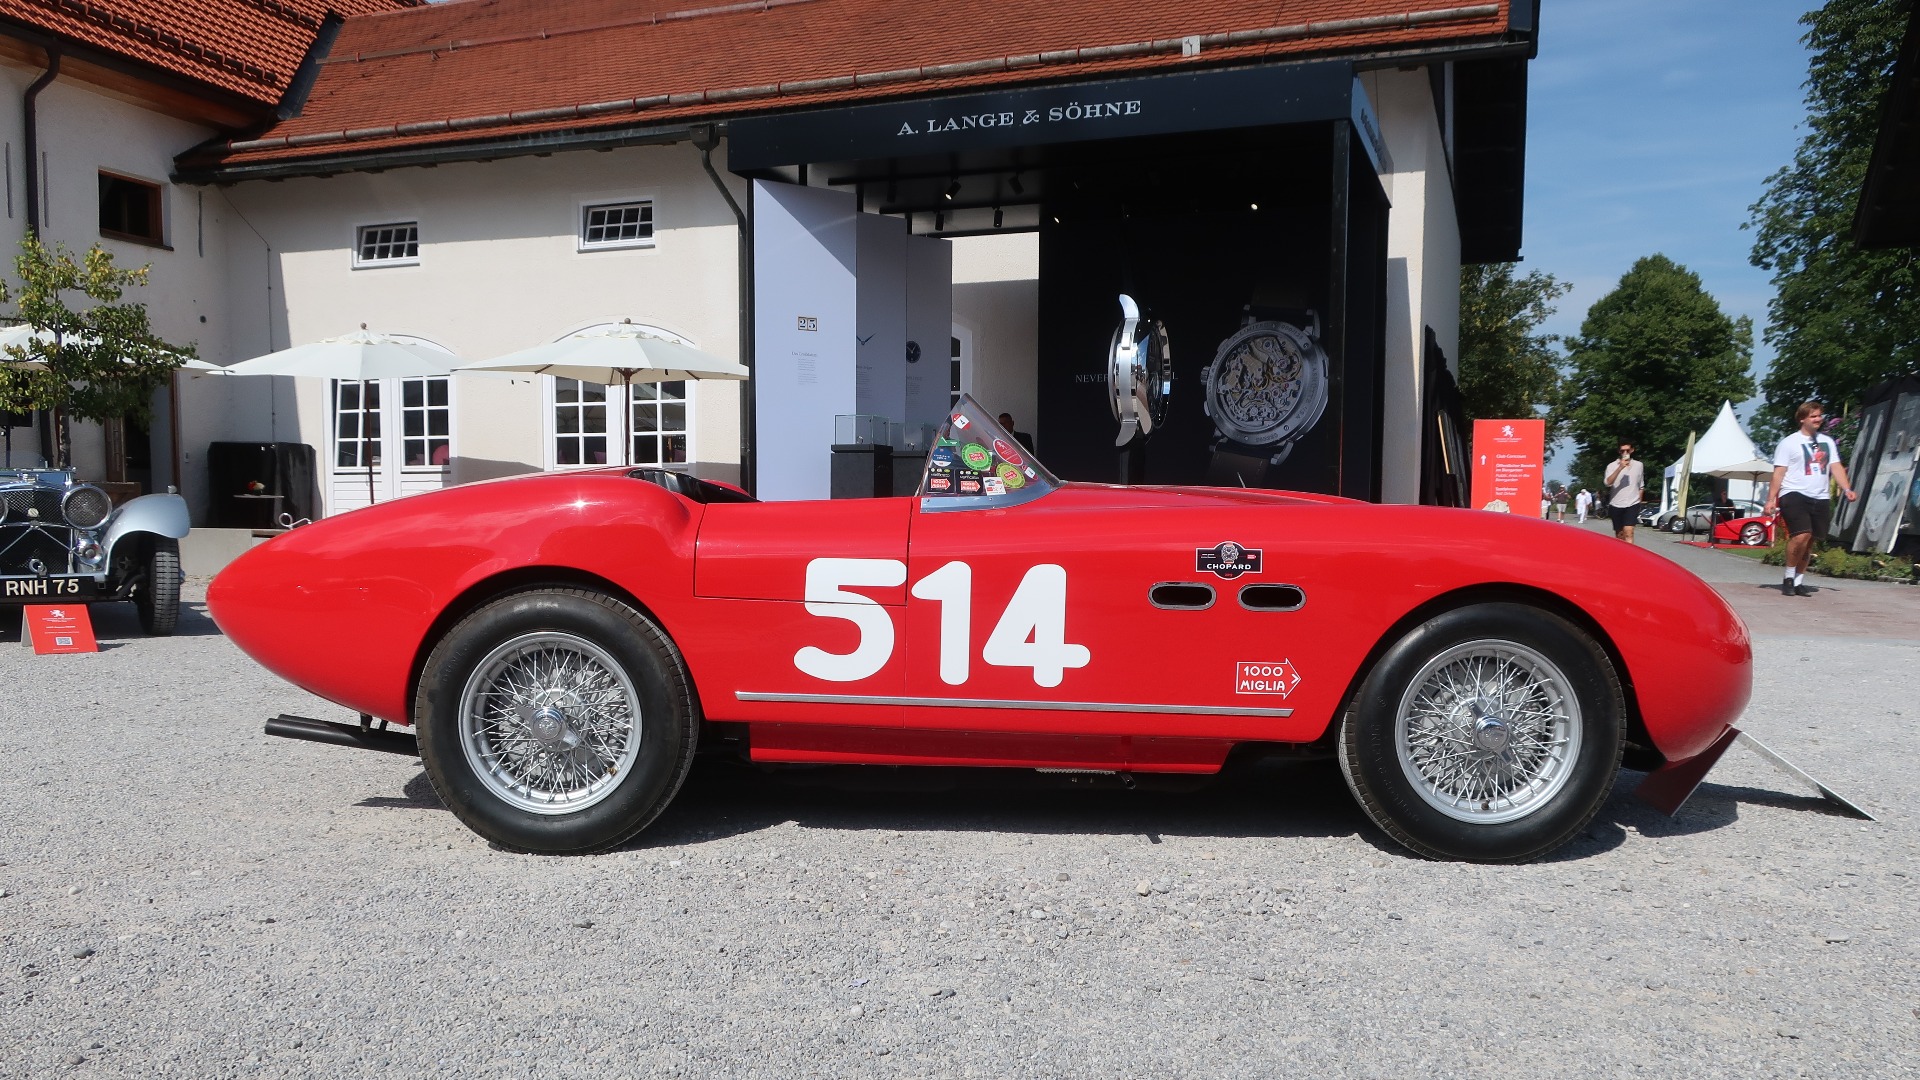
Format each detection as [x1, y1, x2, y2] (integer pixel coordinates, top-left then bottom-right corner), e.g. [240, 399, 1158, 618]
[916, 395, 1059, 512]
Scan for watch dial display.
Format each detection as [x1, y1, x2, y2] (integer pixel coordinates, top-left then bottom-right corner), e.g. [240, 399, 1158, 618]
[1215, 333, 1306, 431]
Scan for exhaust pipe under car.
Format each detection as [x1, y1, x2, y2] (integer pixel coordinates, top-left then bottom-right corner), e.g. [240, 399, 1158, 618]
[265, 713, 419, 756]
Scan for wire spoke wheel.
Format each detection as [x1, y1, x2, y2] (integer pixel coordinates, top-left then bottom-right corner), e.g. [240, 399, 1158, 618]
[1394, 639, 1581, 824]
[458, 631, 643, 815]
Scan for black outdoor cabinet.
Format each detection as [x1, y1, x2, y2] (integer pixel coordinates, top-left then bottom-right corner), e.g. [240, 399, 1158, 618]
[829, 443, 892, 499]
[207, 442, 317, 528]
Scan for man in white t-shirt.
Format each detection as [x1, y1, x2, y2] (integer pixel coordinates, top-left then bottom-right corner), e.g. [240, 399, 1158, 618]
[1765, 400, 1857, 597]
[1575, 487, 1593, 523]
[1602, 442, 1645, 543]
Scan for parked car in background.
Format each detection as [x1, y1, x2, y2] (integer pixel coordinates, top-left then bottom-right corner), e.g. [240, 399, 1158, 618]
[1, 468, 189, 633]
[1657, 500, 1764, 533]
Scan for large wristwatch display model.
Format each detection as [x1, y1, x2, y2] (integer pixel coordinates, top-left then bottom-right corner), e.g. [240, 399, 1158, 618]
[1202, 307, 1329, 486]
[1108, 294, 1172, 447]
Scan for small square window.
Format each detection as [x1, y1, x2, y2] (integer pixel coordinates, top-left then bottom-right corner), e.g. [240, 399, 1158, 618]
[355, 222, 419, 267]
[99, 173, 165, 246]
[580, 201, 653, 250]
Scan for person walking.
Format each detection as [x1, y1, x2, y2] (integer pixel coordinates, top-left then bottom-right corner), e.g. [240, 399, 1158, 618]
[1603, 442, 1645, 543]
[1575, 487, 1593, 523]
[1764, 401, 1857, 597]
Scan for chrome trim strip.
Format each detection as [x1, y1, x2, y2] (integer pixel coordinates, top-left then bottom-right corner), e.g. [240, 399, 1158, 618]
[735, 691, 1292, 718]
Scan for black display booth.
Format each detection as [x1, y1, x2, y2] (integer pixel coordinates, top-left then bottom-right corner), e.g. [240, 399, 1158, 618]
[731, 61, 1397, 499]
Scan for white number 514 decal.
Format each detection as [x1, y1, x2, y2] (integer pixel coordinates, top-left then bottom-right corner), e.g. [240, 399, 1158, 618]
[795, 558, 1090, 688]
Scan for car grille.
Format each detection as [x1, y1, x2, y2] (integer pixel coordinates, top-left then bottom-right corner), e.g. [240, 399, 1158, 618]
[0, 522, 75, 575]
[1, 488, 65, 523]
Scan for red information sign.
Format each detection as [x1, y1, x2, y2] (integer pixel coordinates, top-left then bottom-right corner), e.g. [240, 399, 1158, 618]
[1470, 419, 1547, 518]
[23, 604, 99, 654]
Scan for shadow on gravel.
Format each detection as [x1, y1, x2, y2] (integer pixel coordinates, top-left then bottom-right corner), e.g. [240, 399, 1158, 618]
[347, 756, 1837, 863]
[87, 599, 224, 645]
[624, 755, 1372, 852]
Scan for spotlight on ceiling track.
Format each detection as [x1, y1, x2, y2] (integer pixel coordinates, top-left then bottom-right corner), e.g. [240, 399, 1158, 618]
[993, 207, 1003, 229]
[944, 179, 961, 201]
[1008, 173, 1024, 196]
[1250, 202, 1259, 211]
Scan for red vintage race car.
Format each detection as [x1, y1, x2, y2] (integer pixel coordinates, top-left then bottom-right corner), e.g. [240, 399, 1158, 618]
[209, 398, 1752, 863]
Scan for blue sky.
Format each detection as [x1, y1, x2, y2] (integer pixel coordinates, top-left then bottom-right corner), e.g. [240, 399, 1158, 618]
[1525, 0, 1817, 478]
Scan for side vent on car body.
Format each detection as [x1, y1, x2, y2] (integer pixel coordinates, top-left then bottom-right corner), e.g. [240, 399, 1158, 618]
[1238, 584, 1306, 611]
[1149, 582, 1216, 610]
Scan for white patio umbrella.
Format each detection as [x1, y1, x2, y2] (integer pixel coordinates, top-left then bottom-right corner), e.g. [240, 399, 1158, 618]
[455, 319, 746, 466]
[223, 326, 457, 505]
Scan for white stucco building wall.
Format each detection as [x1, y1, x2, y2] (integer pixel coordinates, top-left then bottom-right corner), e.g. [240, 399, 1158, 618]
[0, 58, 234, 490]
[1365, 66, 1462, 505]
[208, 141, 747, 518]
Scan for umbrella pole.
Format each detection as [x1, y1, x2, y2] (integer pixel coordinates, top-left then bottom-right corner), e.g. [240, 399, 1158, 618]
[365, 378, 376, 507]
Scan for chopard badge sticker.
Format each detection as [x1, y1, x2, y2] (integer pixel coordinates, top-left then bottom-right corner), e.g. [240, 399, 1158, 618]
[960, 443, 993, 470]
[993, 438, 1023, 466]
[1197, 541, 1262, 579]
[1235, 660, 1299, 697]
[996, 463, 1026, 489]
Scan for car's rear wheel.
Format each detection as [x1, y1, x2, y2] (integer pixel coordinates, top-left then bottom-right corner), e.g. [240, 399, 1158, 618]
[414, 588, 697, 853]
[133, 537, 181, 636]
[1666, 518, 1685, 533]
[1740, 522, 1767, 546]
[1337, 603, 1624, 862]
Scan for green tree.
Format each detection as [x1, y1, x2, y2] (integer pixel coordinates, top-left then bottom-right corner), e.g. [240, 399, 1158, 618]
[1748, 0, 1918, 431]
[1457, 262, 1572, 442]
[0, 237, 191, 465]
[1557, 254, 1756, 484]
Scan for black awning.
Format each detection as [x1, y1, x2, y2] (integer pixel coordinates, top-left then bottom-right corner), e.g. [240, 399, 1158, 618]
[1454, 55, 1527, 265]
[1855, 8, 1920, 250]
[727, 61, 1355, 174]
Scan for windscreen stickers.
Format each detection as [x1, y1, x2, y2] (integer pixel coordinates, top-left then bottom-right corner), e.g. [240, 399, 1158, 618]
[1235, 660, 1299, 696]
[1197, 541, 1262, 579]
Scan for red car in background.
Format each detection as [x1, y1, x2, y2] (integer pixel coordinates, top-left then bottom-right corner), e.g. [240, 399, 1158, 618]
[209, 398, 1753, 863]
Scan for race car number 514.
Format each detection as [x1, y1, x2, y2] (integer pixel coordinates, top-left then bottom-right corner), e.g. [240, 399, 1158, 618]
[795, 558, 1091, 688]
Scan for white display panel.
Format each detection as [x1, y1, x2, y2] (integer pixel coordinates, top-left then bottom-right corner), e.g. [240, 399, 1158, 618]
[753, 180, 859, 501]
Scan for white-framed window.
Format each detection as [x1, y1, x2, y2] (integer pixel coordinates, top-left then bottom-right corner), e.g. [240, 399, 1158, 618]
[541, 321, 697, 469]
[579, 200, 654, 251]
[628, 381, 689, 465]
[552, 377, 611, 467]
[399, 376, 452, 468]
[334, 380, 382, 467]
[354, 221, 419, 267]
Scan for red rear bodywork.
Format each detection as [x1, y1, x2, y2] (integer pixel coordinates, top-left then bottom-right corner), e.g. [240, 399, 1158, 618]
[209, 472, 1750, 773]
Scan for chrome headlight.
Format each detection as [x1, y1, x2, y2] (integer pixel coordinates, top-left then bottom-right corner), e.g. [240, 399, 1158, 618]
[63, 485, 112, 529]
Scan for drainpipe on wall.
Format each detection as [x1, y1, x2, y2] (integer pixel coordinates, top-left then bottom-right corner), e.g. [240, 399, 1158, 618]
[691, 123, 754, 496]
[22, 48, 59, 466]
[23, 47, 57, 233]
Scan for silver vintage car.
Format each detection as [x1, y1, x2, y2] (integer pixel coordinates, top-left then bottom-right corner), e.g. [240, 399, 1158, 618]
[0, 469, 189, 634]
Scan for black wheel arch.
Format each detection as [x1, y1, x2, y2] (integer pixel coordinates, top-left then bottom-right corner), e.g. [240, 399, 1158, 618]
[404, 566, 692, 729]
[1323, 583, 1656, 769]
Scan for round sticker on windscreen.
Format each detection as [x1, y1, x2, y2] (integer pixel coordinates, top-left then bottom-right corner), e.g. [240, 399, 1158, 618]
[992, 438, 1023, 466]
[960, 443, 993, 471]
[996, 462, 1026, 489]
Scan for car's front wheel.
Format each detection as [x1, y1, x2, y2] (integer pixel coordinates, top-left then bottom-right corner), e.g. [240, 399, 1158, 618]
[1337, 603, 1624, 862]
[132, 537, 181, 636]
[1740, 522, 1767, 546]
[414, 588, 698, 853]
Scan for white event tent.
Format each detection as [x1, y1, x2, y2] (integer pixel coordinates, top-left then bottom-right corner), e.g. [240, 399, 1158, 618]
[1658, 401, 1771, 515]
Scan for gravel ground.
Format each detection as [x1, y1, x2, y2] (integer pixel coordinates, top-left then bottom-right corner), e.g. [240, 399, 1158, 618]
[2, 579, 1916, 1079]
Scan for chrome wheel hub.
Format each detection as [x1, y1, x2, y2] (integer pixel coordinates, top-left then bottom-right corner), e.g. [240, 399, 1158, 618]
[458, 632, 642, 815]
[1394, 640, 1582, 824]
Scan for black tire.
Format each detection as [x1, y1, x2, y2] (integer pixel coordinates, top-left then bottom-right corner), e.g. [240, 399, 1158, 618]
[413, 588, 698, 854]
[133, 537, 181, 636]
[1337, 603, 1624, 863]
[1740, 523, 1766, 546]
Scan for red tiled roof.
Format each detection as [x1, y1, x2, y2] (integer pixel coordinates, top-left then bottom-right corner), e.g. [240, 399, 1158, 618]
[0, 0, 421, 106]
[193, 0, 1515, 168]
